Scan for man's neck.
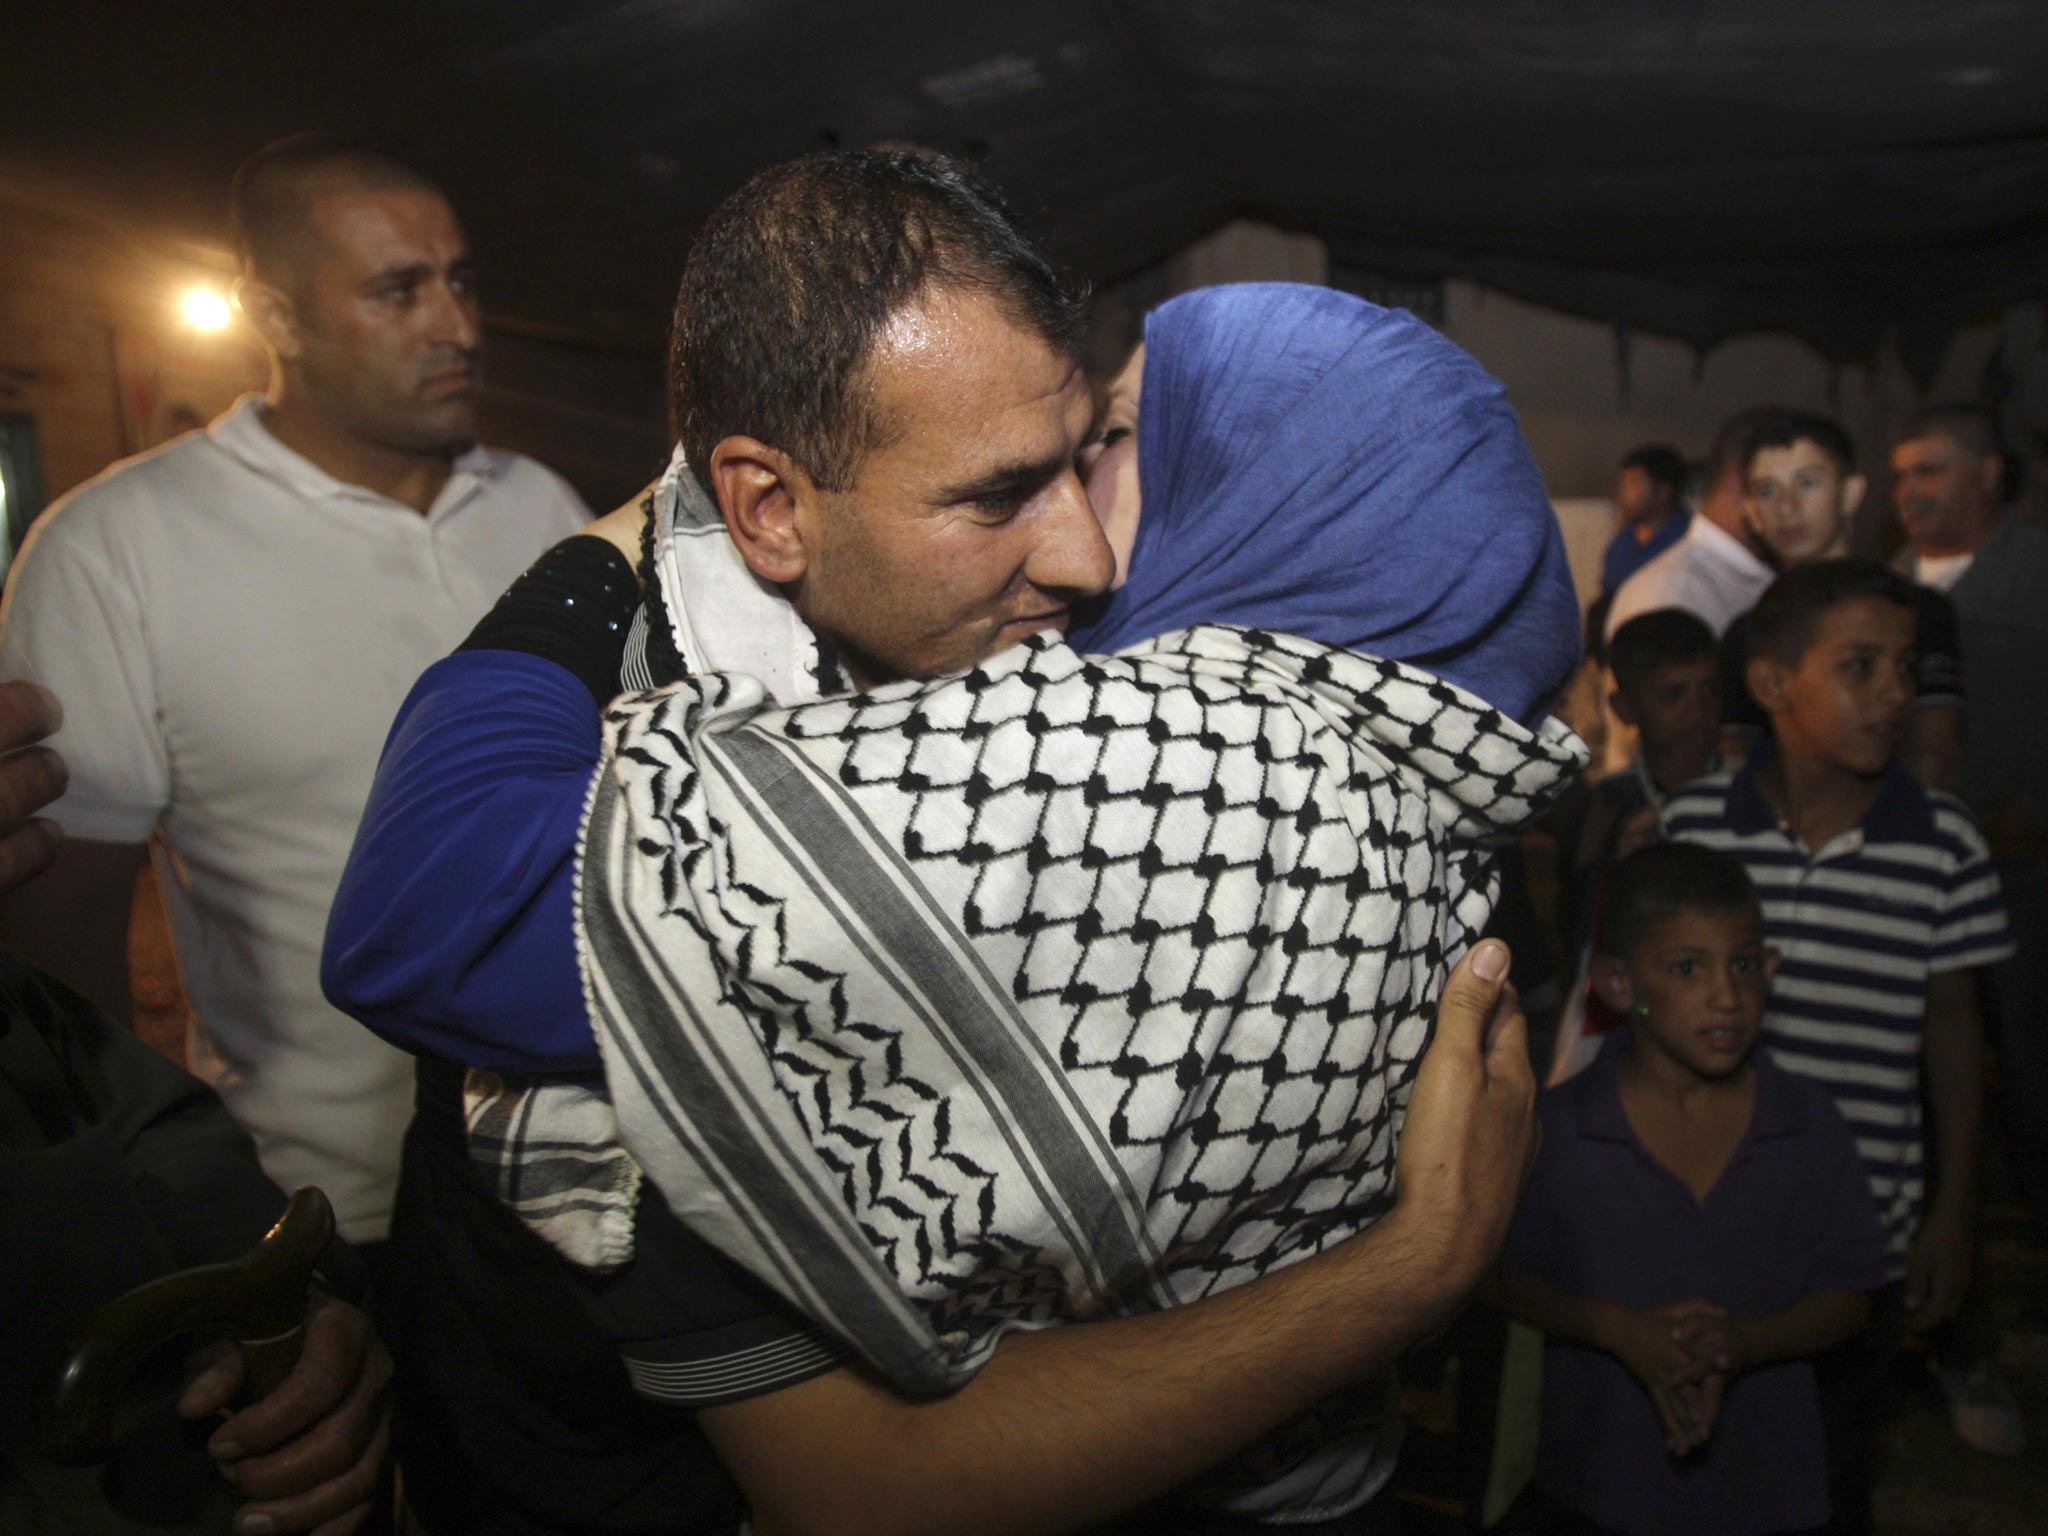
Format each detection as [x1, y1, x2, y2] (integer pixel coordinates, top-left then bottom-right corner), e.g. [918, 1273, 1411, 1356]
[1915, 514, 1998, 564]
[260, 386, 454, 516]
[1756, 747, 1884, 852]
[1630, 506, 1676, 546]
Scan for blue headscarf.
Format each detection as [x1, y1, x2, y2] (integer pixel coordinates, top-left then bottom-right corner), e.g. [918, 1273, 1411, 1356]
[1067, 283, 1579, 725]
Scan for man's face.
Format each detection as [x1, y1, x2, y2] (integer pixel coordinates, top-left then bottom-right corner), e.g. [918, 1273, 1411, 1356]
[1615, 656, 1721, 788]
[289, 187, 482, 453]
[1746, 439, 1859, 565]
[789, 287, 1112, 685]
[1774, 597, 1916, 779]
[1614, 465, 1667, 528]
[1892, 431, 1996, 558]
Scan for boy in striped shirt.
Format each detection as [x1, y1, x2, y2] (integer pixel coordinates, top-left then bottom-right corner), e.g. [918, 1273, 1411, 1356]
[1662, 558, 2014, 1530]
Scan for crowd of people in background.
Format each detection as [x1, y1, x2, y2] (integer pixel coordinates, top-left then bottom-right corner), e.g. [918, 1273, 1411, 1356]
[0, 133, 2038, 1536]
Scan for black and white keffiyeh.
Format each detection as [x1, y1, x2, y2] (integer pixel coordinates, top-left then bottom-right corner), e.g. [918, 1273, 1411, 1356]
[579, 624, 1583, 1391]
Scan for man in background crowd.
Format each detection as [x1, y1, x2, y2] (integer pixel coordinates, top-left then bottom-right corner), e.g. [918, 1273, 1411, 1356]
[0, 135, 590, 1270]
[1892, 404, 2048, 1415]
[1606, 409, 1777, 643]
[1600, 443, 1691, 596]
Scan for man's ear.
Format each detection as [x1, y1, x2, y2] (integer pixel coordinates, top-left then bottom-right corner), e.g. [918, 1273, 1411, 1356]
[1609, 686, 1638, 730]
[1980, 454, 2006, 504]
[233, 277, 301, 362]
[710, 436, 812, 586]
[1839, 471, 1868, 518]
[1746, 653, 1791, 717]
[1763, 945, 1783, 987]
[1589, 953, 1636, 1015]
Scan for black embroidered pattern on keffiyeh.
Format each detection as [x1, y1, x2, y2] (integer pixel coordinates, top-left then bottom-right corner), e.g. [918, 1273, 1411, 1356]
[577, 624, 1584, 1392]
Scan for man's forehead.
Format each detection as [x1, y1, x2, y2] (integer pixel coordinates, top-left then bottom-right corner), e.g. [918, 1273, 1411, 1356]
[862, 286, 1087, 480]
[1892, 432, 1965, 467]
[307, 184, 467, 271]
[1751, 439, 1836, 474]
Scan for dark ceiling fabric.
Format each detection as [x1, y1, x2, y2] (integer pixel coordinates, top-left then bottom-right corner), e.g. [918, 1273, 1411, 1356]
[4, 0, 2044, 359]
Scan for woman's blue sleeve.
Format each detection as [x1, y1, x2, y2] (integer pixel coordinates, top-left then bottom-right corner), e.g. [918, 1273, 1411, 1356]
[322, 649, 604, 1073]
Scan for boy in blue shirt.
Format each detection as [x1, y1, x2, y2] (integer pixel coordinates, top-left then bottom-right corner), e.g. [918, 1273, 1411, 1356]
[1502, 843, 1883, 1536]
[1662, 559, 2016, 1529]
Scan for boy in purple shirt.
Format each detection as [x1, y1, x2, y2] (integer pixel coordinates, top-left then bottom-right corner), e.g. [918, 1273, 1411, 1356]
[1501, 844, 1883, 1536]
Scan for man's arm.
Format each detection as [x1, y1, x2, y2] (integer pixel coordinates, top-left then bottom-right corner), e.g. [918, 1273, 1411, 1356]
[1910, 967, 1986, 1331]
[0, 836, 147, 1025]
[700, 940, 1537, 1536]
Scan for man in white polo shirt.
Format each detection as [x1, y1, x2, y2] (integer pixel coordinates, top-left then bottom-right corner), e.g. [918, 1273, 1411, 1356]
[1605, 408, 1778, 642]
[0, 136, 589, 1251]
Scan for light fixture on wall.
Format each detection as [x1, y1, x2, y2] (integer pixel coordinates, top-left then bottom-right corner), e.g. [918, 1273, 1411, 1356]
[178, 287, 232, 332]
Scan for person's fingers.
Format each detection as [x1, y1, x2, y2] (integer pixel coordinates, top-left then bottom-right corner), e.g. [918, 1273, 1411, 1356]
[208, 1299, 373, 1460]
[1437, 940, 1511, 1060]
[178, 1339, 245, 1421]
[0, 815, 64, 893]
[0, 738, 66, 820]
[0, 679, 62, 751]
[223, 1329, 389, 1501]
[232, 1408, 388, 1536]
[1481, 978, 1528, 1067]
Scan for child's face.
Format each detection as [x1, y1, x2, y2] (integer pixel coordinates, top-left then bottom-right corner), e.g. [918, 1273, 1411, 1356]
[1771, 597, 1916, 778]
[1746, 438, 1863, 565]
[1622, 909, 1776, 1080]
[1615, 656, 1721, 782]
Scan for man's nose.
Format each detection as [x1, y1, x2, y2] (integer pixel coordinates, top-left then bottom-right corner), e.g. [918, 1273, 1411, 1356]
[1876, 662, 1913, 713]
[1027, 470, 1115, 598]
[429, 281, 481, 352]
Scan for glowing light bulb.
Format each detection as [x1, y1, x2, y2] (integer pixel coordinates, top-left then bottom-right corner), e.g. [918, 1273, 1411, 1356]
[179, 287, 232, 332]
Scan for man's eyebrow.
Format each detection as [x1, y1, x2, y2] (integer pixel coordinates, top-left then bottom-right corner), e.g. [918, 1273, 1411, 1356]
[933, 451, 1067, 505]
[360, 261, 434, 291]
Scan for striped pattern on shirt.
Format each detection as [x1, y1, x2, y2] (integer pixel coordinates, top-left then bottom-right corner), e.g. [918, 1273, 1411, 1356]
[1662, 759, 2013, 1277]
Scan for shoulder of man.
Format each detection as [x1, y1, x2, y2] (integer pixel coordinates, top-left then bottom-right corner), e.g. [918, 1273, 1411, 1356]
[1602, 534, 1700, 639]
[14, 431, 229, 558]
[463, 448, 594, 527]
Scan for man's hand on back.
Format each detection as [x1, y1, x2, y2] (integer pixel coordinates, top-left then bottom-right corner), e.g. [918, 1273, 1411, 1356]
[698, 941, 1540, 1536]
[1379, 938, 1540, 1309]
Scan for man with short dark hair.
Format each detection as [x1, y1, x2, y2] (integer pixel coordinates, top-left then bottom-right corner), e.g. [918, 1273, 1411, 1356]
[1600, 443, 1690, 596]
[1606, 411, 1778, 643]
[336, 148, 1542, 1535]
[0, 134, 589, 1256]
[1892, 404, 2010, 591]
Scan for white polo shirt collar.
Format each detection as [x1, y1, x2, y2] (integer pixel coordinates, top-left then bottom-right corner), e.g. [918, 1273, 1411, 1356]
[207, 394, 499, 522]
